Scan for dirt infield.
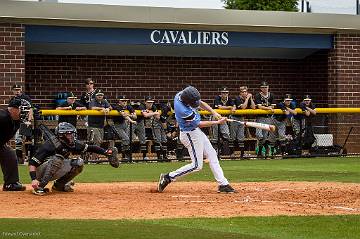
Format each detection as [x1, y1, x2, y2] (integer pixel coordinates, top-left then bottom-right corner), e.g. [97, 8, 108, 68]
[1, 182, 359, 220]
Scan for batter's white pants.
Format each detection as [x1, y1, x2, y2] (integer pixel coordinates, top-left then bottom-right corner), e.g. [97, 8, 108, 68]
[168, 128, 229, 186]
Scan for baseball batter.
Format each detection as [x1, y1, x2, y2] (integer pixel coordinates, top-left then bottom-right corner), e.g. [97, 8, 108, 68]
[158, 86, 236, 193]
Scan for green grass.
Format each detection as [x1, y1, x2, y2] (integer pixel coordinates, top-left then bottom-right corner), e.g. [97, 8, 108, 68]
[1, 157, 359, 239]
[0, 215, 359, 239]
[10, 157, 360, 184]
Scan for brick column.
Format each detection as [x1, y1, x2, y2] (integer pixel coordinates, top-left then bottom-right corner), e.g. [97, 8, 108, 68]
[328, 33, 360, 153]
[0, 23, 25, 105]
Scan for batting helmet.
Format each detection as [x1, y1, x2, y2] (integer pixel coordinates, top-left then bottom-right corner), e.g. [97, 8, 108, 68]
[180, 86, 201, 108]
[55, 122, 77, 147]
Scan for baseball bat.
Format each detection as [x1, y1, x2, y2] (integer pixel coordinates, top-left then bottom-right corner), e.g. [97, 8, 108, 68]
[226, 118, 276, 132]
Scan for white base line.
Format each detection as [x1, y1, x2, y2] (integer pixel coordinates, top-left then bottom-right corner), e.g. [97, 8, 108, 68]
[332, 206, 358, 211]
[234, 199, 359, 211]
[172, 195, 201, 198]
[178, 200, 216, 203]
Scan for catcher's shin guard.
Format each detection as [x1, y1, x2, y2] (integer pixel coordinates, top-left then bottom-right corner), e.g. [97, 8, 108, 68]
[38, 156, 64, 188]
[53, 163, 84, 192]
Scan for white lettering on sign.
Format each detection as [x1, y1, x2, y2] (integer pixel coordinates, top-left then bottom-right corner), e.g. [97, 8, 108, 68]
[150, 30, 229, 46]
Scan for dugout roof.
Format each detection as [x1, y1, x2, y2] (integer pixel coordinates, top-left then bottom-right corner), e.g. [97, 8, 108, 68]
[1, 1, 360, 59]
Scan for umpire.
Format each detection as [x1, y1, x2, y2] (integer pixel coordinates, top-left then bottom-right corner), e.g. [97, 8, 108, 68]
[0, 98, 30, 191]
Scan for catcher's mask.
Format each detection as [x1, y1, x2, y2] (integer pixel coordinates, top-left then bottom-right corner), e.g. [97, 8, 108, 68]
[55, 122, 77, 147]
[19, 99, 32, 123]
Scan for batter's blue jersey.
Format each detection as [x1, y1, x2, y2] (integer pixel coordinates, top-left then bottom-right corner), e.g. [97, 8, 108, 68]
[174, 92, 201, 131]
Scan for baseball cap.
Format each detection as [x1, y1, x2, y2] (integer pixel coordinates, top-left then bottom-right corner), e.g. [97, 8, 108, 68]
[95, 90, 104, 96]
[220, 87, 229, 93]
[8, 98, 22, 108]
[145, 96, 154, 103]
[12, 84, 22, 90]
[260, 81, 269, 88]
[284, 94, 293, 101]
[303, 95, 312, 101]
[67, 92, 77, 99]
[117, 95, 129, 101]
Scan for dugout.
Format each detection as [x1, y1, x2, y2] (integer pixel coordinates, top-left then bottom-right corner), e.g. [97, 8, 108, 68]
[1, 1, 360, 152]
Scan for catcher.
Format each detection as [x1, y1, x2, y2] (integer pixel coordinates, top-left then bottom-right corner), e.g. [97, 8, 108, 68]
[29, 122, 118, 196]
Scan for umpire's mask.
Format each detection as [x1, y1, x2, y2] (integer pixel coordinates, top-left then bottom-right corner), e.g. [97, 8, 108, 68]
[55, 122, 77, 147]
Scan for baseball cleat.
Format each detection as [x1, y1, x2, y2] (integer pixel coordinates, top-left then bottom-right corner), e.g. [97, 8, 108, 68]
[217, 184, 237, 193]
[158, 173, 171, 192]
[2, 182, 26, 191]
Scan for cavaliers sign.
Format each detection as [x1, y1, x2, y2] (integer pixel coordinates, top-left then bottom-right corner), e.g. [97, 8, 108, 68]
[150, 30, 229, 45]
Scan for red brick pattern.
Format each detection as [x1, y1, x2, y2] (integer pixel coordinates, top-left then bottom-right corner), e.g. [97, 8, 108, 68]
[328, 33, 360, 152]
[25, 52, 328, 108]
[0, 23, 25, 105]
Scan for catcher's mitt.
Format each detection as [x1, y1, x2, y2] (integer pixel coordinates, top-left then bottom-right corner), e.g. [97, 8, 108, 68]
[106, 147, 119, 168]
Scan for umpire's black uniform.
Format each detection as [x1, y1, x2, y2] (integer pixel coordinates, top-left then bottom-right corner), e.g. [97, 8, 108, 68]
[0, 99, 26, 191]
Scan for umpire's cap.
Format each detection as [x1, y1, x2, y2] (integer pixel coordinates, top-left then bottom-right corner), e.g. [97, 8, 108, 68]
[8, 98, 22, 108]
[303, 95, 312, 101]
[180, 86, 201, 108]
[260, 81, 269, 88]
[12, 84, 22, 90]
[117, 95, 129, 101]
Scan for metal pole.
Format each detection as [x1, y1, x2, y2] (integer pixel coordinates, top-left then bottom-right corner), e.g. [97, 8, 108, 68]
[301, 0, 304, 12]
[357, 0, 359, 15]
[129, 122, 133, 162]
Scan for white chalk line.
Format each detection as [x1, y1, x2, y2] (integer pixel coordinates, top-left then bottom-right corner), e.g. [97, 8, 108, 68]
[172, 195, 201, 198]
[178, 200, 217, 203]
[233, 197, 359, 211]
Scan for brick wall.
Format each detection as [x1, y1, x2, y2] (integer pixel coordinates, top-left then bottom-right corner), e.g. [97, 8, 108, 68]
[25, 52, 329, 108]
[328, 33, 360, 153]
[0, 23, 25, 106]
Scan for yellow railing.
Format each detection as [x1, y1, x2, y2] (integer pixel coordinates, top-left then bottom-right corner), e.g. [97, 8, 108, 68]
[39, 108, 360, 116]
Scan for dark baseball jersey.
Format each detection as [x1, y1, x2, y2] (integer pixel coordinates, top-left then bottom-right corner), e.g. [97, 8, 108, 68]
[0, 110, 21, 146]
[254, 92, 275, 107]
[58, 101, 85, 127]
[10, 93, 32, 107]
[213, 96, 234, 109]
[112, 104, 135, 124]
[29, 140, 107, 167]
[88, 99, 110, 128]
[80, 89, 100, 109]
[298, 101, 316, 121]
[234, 96, 253, 109]
[274, 101, 296, 121]
[138, 104, 157, 123]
